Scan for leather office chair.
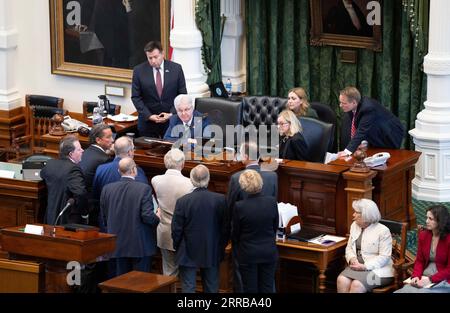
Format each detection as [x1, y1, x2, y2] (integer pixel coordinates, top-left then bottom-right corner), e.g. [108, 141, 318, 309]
[26, 94, 63, 109]
[82, 101, 121, 118]
[372, 219, 408, 293]
[310, 102, 337, 152]
[299, 117, 333, 163]
[195, 97, 243, 147]
[242, 96, 287, 148]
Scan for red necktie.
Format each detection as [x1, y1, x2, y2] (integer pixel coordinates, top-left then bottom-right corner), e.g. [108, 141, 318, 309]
[351, 112, 357, 138]
[155, 68, 163, 98]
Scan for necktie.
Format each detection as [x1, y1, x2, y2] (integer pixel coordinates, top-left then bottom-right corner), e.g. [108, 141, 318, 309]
[155, 68, 163, 98]
[351, 112, 357, 138]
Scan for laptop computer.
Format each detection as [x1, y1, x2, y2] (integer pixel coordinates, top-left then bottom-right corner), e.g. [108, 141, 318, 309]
[287, 228, 325, 242]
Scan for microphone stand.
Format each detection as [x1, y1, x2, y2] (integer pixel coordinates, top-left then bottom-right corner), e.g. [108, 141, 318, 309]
[52, 200, 74, 236]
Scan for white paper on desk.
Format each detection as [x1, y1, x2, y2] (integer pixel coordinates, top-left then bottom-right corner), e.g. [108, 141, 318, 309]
[403, 277, 436, 289]
[107, 113, 138, 122]
[324, 152, 338, 164]
[0, 169, 15, 179]
[309, 234, 346, 246]
[277, 202, 299, 228]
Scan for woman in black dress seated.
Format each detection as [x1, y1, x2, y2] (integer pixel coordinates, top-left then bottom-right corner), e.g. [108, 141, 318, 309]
[277, 110, 309, 161]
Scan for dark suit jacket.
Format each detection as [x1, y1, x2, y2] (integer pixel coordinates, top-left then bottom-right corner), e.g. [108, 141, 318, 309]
[172, 188, 226, 268]
[341, 96, 405, 152]
[232, 194, 279, 264]
[324, 0, 373, 37]
[93, 157, 148, 231]
[100, 177, 159, 258]
[412, 230, 450, 284]
[163, 110, 210, 141]
[40, 158, 88, 225]
[79, 145, 112, 225]
[131, 60, 187, 137]
[225, 164, 278, 242]
[279, 132, 309, 161]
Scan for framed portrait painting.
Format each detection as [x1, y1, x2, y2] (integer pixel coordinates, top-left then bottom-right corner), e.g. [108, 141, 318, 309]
[49, 0, 170, 83]
[310, 0, 382, 51]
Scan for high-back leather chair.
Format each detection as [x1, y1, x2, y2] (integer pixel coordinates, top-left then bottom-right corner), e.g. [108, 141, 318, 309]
[195, 97, 243, 147]
[26, 95, 63, 109]
[82, 101, 121, 118]
[310, 102, 337, 152]
[299, 117, 334, 163]
[242, 96, 287, 148]
[11, 95, 66, 159]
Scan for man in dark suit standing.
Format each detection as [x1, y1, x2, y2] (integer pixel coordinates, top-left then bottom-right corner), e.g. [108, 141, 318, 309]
[41, 135, 88, 225]
[94, 136, 148, 231]
[172, 165, 226, 293]
[225, 141, 278, 292]
[100, 158, 160, 277]
[338, 86, 405, 157]
[131, 41, 187, 138]
[79, 123, 114, 226]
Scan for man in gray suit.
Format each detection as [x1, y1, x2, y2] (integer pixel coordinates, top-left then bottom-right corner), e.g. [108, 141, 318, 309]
[100, 157, 160, 277]
[151, 149, 193, 276]
[226, 141, 278, 292]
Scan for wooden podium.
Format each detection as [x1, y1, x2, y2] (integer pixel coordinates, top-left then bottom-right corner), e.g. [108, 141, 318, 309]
[0, 225, 116, 292]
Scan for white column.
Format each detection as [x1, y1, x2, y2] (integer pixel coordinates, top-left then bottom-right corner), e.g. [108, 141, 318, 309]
[0, 0, 20, 110]
[170, 0, 209, 98]
[409, 0, 450, 201]
[221, 0, 246, 93]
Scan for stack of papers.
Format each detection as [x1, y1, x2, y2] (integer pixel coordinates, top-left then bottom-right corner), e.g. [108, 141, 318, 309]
[107, 113, 138, 122]
[308, 234, 346, 246]
[277, 202, 300, 234]
[403, 277, 435, 289]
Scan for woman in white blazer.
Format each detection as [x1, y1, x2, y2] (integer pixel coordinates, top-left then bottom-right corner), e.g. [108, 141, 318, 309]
[337, 198, 394, 293]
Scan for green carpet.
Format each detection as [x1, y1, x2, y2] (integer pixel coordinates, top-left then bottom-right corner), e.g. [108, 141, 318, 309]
[407, 198, 450, 255]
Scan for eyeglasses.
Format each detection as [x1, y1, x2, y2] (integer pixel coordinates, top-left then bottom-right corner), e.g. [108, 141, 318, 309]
[277, 122, 290, 126]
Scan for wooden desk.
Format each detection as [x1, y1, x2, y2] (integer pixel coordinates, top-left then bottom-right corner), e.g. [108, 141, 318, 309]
[40, 117, 137, 158]
[276, 238, 347, 293]
[0, 225, 116, 292]
[134, 149, 245, 194]
[330, 148, 421, 229]
[99, 270, 178, 293]
[0, 172, 46, 228]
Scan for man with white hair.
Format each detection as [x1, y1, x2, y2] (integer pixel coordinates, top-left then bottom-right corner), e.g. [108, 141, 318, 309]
[171, 165, 226, 293]
[163, 94, 210, 141]
[151, 148, 193, 276]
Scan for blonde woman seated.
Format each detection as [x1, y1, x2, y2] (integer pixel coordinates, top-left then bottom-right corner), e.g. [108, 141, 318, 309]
[277, 110, 309, 161]
[337, 199, 394, 293]
[286, 87, 318, 119]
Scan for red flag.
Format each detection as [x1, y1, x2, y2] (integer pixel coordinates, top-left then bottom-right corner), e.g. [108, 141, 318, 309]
[168, 0, 174, 60]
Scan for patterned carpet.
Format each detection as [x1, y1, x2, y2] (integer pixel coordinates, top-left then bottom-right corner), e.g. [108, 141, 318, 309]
[407, 198, 450, 257]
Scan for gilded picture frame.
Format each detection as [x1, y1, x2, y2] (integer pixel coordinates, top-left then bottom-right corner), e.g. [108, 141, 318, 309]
[49, 0, 170, 83]
[310, 0, 382, 52]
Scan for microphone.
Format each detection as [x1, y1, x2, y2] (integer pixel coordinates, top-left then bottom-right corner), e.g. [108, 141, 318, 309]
[54, 198, 75, 226]
[360, 140, 368, 148]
